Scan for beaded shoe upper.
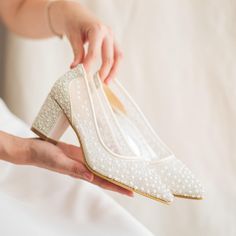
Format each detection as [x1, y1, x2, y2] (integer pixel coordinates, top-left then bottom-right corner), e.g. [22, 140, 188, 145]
[94, 73, 204, 199]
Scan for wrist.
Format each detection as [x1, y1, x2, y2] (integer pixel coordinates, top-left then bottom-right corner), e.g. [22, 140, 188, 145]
[49, 1, 94, 36]
[0, 131, 31, 165]
[0, 131, 6, 161]
[47, 1, 68, 37]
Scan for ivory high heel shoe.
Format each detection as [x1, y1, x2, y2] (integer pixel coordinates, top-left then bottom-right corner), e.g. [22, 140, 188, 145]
[31, 65, 174, 204]
[93, 73, 204, 200]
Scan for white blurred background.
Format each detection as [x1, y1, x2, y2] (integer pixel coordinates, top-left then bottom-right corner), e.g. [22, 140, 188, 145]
[1, 0, 236, 235]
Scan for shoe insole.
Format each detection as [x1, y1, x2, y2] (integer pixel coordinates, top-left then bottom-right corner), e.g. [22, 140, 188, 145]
[103, 84, 127, 114]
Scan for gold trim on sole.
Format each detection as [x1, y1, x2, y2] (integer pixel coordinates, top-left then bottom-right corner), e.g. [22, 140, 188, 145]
[173, 194, 203, 200]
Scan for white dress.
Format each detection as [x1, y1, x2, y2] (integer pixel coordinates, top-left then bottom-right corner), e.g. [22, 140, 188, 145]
[0, 98, 153, 236]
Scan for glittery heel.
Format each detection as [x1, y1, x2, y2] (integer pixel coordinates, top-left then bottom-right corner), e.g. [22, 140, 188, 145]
[31, 95, 69, 144]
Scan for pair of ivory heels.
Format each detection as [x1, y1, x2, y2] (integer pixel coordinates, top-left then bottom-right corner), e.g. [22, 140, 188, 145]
[31, 65, 204, 204]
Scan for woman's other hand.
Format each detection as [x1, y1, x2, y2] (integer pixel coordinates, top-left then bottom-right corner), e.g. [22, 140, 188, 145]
[0, 131, 133, 197]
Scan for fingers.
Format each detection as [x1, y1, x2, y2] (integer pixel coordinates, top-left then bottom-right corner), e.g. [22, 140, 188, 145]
[92, 175, 133, 197]
[99, 35, 114, 81]
[56, 142, 93, 180]
[70, 34, 85, 69]
[83, 26, 104, 71]
[30, 140, 93, 181]
[57, 144, 133, 196]
[57, 142, 84, 163]
[30, 140, 133, 197]
[104, 42, 123, 84]
[56, 142, 132, 196]
[68, 23, 122, 82]
[55, 146, 133, 197]
[52, 152, 94, 181]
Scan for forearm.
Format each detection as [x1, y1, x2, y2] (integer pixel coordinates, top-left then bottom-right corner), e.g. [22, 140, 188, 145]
[0, 0, 66, 39]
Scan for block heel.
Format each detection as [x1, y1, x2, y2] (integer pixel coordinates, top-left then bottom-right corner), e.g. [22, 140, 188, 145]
[31, 94, 69, 144]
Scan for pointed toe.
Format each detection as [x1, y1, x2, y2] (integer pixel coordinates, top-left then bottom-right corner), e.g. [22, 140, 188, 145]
[152, 156, 204, 200]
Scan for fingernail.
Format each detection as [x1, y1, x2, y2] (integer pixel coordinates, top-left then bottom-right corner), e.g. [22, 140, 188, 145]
[70, 60, 79, 69]
[127, 192, 134, 197]
[83, 172, 93, 181]
[70, 63, 75, 69]
[123, 191, 134, 197]
[104, 78, 110, 85]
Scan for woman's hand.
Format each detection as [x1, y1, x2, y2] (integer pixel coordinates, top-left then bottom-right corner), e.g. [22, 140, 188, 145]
[0, 0, 122, 83]
[49, 1, 123, 84]
[0, 131, 133, 197]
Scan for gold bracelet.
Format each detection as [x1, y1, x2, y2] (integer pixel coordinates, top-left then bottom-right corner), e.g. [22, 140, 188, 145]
[46, 0, 63, 39]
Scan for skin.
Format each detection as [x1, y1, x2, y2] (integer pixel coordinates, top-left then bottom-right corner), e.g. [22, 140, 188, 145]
[0, 0, 133, 197]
